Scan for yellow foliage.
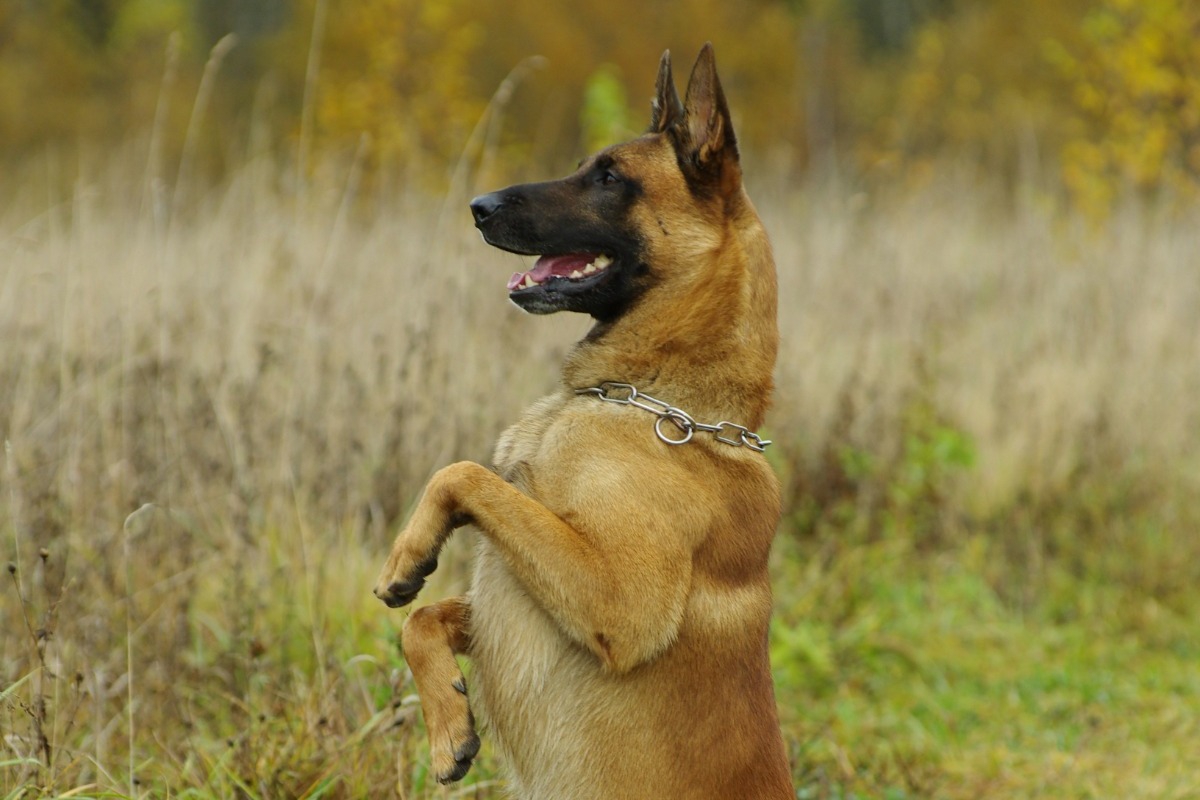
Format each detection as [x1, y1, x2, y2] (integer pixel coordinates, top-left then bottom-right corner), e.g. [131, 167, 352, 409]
[1056, 0, 1200, 215]
[851, 2, 1090, 184]
[0, 1, 107, 150]
[4, 0, 1200, 215]
[305, 0, 484, 173]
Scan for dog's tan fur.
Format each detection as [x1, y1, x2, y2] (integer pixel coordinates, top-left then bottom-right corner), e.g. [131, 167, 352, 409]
[375, 45, 792, 799]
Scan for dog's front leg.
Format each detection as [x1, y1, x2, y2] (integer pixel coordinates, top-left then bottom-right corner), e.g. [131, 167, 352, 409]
[375, 459, 696, 673]
[401, 595, 479, 784]
[373, 463, 475, 608]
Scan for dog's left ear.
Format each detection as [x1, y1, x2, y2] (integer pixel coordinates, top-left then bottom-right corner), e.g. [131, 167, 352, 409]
[677, 43, 740, 190]
[649, 50, 684, 134]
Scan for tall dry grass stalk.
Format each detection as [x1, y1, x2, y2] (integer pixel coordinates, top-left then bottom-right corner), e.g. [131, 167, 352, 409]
[0, 151, 1197, 795]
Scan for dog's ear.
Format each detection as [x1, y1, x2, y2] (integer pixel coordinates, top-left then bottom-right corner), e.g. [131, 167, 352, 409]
[677, 43, 740, 188]
[649, 50, 684, 134]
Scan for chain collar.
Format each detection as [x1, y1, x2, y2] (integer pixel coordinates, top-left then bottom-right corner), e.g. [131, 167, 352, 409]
[575, 382, 772, 452]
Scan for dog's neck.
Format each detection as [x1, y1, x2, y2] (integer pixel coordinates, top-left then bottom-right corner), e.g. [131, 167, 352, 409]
[562, 192, 779, 430]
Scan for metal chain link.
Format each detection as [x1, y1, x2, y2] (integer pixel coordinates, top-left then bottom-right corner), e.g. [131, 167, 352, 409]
[574, 382, 772, 452]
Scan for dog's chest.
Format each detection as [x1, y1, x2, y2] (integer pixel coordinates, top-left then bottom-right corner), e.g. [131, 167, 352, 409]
[491, 393, 565, 488]
[470, 538, 592, 797]
[469, 392, 597, 785]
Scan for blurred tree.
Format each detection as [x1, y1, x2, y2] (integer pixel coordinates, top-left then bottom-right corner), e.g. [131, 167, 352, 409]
[464, 0, 801, 174]
[850, 0, 1089, 182]
[843, 0, 951, 54]
[1051, 0, 1200, 215]
[284, 0, 484, 176]
[195, 0, 288, 44]
[72, 0, 119, 45]
[581, 64, 635, 153]
[0, 0, 109, 152]
[2, 0, 1198, 213]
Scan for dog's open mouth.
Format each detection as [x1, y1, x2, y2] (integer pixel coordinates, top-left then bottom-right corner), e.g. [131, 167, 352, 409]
[507, 253, 614, 293]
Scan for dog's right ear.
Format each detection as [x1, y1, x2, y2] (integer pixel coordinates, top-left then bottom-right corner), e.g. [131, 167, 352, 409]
[679, 43, 738, 171]
[648, 50, 684, 134]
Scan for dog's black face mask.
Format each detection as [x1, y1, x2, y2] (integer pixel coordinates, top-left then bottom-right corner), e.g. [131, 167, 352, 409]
[468, 153, 651, 321]
[470, 45, 740, 322]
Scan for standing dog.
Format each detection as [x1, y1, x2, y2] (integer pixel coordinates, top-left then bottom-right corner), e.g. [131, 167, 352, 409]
[374, 44, 792, 799]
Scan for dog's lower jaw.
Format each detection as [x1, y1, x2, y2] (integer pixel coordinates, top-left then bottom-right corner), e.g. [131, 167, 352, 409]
[507, 259, 643, 319]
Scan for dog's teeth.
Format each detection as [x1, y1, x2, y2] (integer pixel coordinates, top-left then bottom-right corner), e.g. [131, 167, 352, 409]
[523, 275, 535, 288]
[582, 263, 597, 275]
[569, 270, 583, 279]
[594, 255, 612, 269]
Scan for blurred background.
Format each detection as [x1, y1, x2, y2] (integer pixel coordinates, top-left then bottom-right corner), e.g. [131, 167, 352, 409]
[1, 1, 1199, 798]
[3, 0, 1199, 208]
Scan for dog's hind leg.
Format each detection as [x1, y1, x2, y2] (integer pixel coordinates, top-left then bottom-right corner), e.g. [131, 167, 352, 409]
[401, 595, 480, 783]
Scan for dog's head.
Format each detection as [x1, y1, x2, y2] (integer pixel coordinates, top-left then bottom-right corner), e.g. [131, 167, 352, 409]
[470, 44, 743, 320]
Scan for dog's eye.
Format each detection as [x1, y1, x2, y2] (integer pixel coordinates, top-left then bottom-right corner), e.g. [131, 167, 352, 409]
[598, 170, 621, 186]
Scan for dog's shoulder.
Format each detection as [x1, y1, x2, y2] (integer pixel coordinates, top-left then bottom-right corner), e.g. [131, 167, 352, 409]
[492, 392, 566, 474]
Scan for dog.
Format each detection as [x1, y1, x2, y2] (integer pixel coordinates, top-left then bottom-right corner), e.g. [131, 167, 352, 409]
[374, 44, 792, 799]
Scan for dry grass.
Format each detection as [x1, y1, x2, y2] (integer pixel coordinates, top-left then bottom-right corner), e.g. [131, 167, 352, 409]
[765, 179, 1200, 516]
[2, 154, 1199, 798]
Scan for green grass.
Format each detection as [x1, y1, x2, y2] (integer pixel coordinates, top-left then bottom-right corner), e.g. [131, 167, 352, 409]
[773, 531, 1200, 799]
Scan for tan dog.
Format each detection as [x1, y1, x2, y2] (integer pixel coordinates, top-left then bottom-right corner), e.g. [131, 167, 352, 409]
[374, 44, 792, 799]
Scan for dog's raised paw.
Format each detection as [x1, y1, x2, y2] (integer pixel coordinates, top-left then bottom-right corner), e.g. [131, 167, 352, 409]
[374, 555, 439, 607]
[378, 578, 424, 608]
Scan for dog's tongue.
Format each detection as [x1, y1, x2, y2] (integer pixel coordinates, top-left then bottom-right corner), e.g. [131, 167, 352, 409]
[507, 253, 601, 290]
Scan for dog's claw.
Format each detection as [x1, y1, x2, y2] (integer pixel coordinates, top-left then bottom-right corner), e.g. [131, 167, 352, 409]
[452, 677, 467, 695]
[437, 729, 481, 784]
[432, 708, 479, 784]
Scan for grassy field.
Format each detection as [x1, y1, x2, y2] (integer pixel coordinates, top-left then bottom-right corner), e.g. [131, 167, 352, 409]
[2, 154, 1199, 799]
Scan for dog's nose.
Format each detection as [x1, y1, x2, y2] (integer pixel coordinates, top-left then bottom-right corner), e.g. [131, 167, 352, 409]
[469, 192, 504, 225]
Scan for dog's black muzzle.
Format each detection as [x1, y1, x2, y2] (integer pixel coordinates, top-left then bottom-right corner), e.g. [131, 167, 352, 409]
[468, 182, 647, 320]
[468, 188, 541, 255]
